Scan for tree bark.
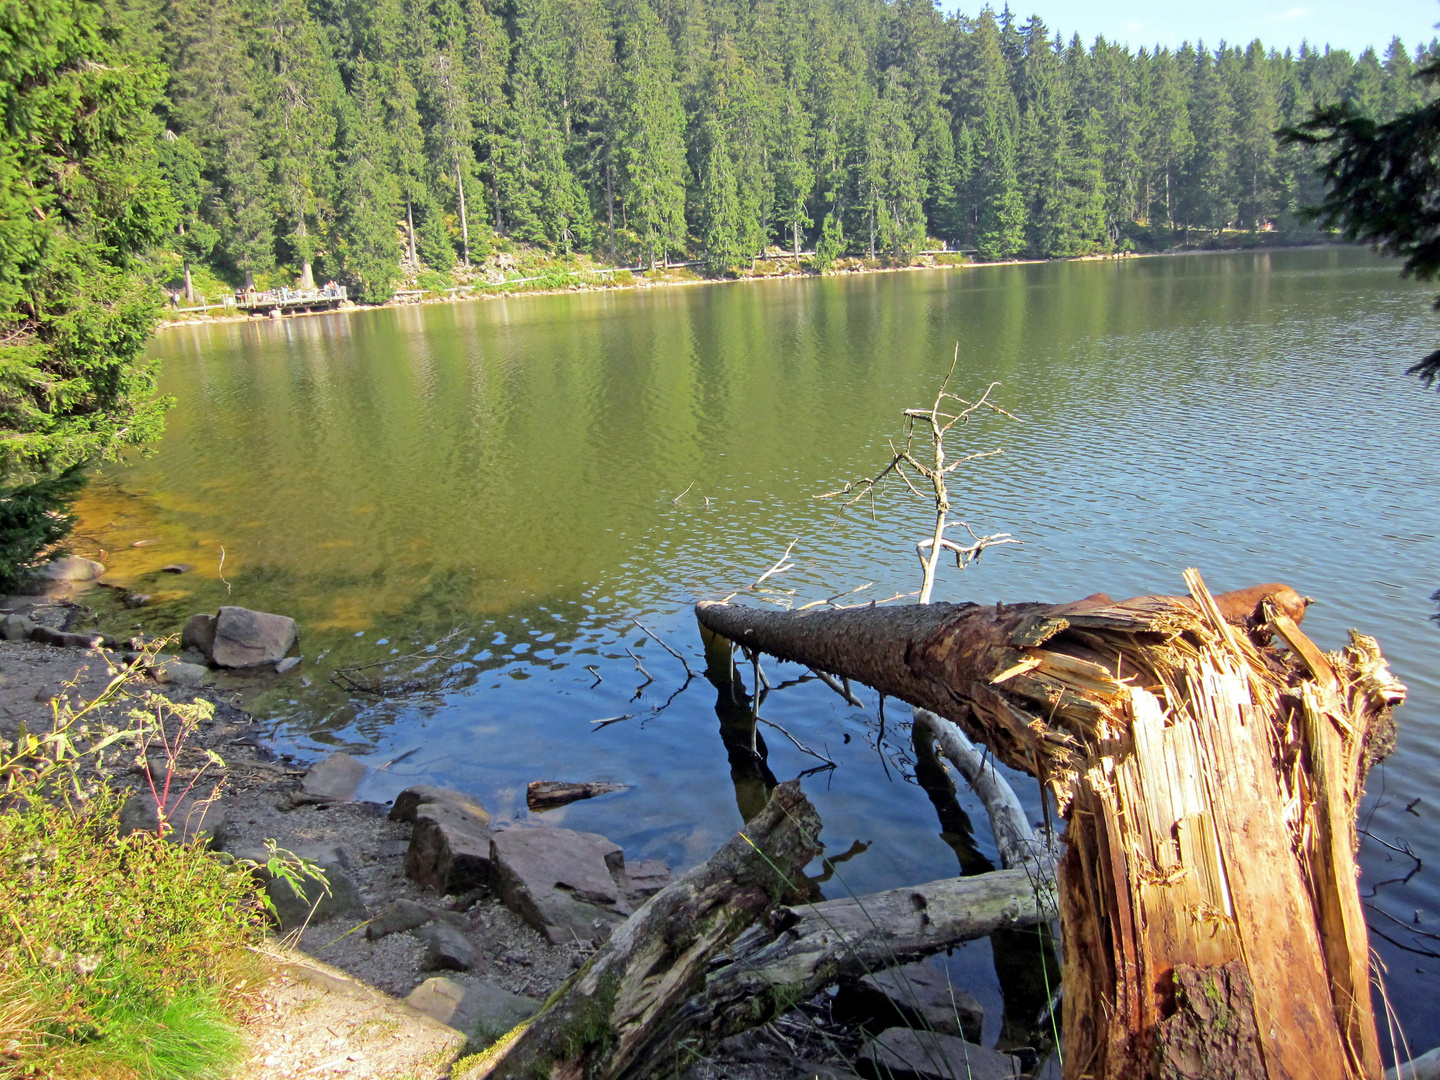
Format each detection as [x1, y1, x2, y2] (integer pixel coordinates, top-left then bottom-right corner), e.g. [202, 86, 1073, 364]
[695, 574, 1405, 1080]
[474, 780, 823, 1080]
[461, 784, 1047, 1080]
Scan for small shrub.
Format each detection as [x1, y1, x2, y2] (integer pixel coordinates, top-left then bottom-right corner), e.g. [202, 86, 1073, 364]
[611, 270, 633, 286]
[417, 269, 453, 293]
[0, 660, 271, 1080]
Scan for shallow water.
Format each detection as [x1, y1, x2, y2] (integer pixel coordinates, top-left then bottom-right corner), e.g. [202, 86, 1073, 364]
[78, 247, 1440, 1052]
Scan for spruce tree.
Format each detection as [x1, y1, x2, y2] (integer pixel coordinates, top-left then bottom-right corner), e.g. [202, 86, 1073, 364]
[1, 0, 176, 577]
[614, 0, 687, 268]
[335, 57, 403, 300]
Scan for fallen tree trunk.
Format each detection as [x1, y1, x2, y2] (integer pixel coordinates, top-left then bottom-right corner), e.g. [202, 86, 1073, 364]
[463, 784, 1047, 1080]
[696, 574, 1406, 1080]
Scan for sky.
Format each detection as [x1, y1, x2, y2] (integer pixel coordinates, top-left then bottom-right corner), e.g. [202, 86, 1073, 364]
[948, 0, 1439, 57]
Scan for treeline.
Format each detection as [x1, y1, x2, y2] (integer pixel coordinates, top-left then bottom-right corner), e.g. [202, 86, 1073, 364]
[108, 0, 1438, 299]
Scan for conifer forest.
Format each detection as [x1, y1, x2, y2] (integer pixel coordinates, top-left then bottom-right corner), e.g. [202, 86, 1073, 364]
[108, 0, 1438, 300]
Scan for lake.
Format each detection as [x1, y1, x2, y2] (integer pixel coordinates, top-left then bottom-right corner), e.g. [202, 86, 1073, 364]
[76, 246, 1440, 1054]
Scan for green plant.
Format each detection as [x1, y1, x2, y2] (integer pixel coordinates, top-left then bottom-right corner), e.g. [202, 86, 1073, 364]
[0, 653, 271, 1079]
[0, 465, 87, 592]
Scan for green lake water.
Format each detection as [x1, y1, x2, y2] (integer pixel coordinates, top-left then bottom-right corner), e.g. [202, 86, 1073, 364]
[77, 247, 1440, 1052]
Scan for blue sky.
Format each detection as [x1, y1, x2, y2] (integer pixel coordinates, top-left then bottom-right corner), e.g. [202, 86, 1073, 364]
[948, 0, 1438, 57]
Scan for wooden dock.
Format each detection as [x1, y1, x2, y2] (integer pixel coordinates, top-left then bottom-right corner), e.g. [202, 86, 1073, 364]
[233, 285, 349, 315]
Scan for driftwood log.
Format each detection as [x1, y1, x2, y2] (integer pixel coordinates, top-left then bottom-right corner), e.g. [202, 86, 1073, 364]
[462, 781, 1048, 1080]
[695, 572, 1406, 1080]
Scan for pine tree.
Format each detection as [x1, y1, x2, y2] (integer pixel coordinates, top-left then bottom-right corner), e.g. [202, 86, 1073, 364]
[156, 132, 218, 300]
[699, 117, 747, 272]
[975, 111, 1025, 259]
[1233, 40, 1279, 229]
[614, 0, 687, 267]
[1180, 44, 1236, 233]
[251, 0, 342, 288]
[1, 0, 176, 576]
[1139, 47, 1193, 228]
[335, 57, 402, 300]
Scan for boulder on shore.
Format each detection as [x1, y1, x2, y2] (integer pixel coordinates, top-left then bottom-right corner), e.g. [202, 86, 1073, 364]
[118, 791, 229, 849]
[299, 751, 366, 802]
[182, 606, 298, 668]
[857, 1028, 1018, 1080]
[405, 977, 541, 1047]
[42, 556, 105, 583]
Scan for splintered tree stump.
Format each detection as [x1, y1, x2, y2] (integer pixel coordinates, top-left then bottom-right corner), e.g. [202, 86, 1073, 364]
[695, 573, 1406, 1080]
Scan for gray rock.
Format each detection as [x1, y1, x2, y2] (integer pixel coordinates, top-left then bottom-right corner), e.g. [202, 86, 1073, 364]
[300, 751, 366, 802]
[623, 858, 672, 903]
[490, 826, 629, 945]
[1, 613, 35, 640]
[274, 656, 301, 674]
[367, 898, 446, 940]
[181, 613, 216, 656]
[208, 605, 298, 668]
[160, 563, 192, 573]
[149, 657, 211, 687]
[404, 977, 541, 1045]
[390, 784, 490, 824]
[292, 842, 352, 870]
[837, 961, 984, 1043]
[857, 1029, 1018, 1080]
[30, 625, 105, 649]
[406, 801, 493, 893]
[42, 556, 104, 582]
[123, 592, 151, 608]
[378, 839, 410, 859]
[118, 792, 228, 848]
[263, 853, 368, 931]
[415, 920, 480, 971]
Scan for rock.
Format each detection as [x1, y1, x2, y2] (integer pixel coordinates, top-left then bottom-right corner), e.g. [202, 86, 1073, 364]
[181, 613, 216, 656]
[367, 898, 448, 940]
[123, 593, 151, 608]
[161, 563, 192, 573]
[378, 839, 410, 859]
[292, 842, 352, 870]
[209, 605, 298, 668]
[30, 625, 105, 649]
[406, 801, 494, 893]
[414, 920, 480, 971]
[262, 849, 368, 931]
[835, 961, 984, 1043]
[300, 751, 366, 802]
[489, 826, 629, 945]
[622, 858, 672, 903]
[390, 784, 490, 824]
[1, 613, 35, 640]
[275, 656, 301, 674]
[148, 656, 211, 687]
[42, 556, 104, 582]
[118, 792, 228, 848]
[404, 977, 541, 1045]
[857, 1029, 1018, 1080]
[526, 780, 628, 810]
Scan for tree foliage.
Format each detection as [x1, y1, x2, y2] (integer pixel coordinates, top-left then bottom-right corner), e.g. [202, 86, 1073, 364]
[83, 0, 1432, 295]
[0, 0, 175, 580]
[1282, 59, 1440, 388]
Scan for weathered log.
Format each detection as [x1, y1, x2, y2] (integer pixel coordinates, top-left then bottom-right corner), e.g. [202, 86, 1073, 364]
[461, 784, 1047, 1080]
[467, 780, 823, 1080]
[912, 706, 1055, 876]
[700, 868, 1051, 1023]
[695, 575, 1406, 1080]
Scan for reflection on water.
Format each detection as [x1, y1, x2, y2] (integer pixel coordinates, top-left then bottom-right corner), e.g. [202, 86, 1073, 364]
[76, 247, 1440, 1051]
